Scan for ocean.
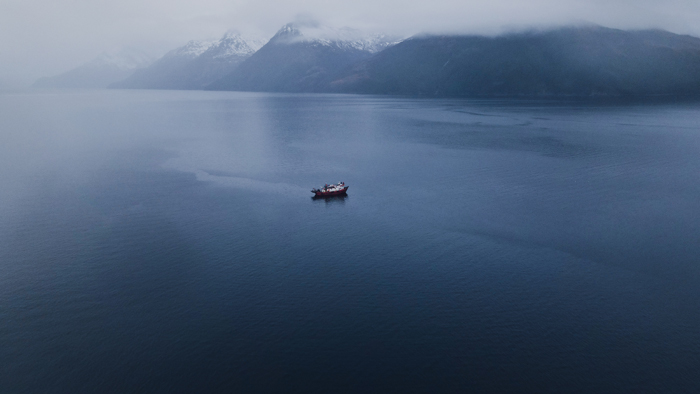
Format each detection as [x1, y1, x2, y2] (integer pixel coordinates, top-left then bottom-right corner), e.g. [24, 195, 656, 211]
[1, 90, 699, 393]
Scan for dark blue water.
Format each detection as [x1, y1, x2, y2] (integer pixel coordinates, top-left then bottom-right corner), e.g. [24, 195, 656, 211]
[1, 91, 700, 393]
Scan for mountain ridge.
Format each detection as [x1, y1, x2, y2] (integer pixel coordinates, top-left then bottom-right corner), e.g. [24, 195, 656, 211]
[32, 48, 154, 89]
[206, 23, 401, 92]
[328, 26, 700, 97]
[109, 32, 264, 90]
[42, 23, 700, 97]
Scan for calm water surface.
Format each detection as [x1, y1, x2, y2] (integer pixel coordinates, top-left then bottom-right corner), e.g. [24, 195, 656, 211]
[1, 90, 699, 393]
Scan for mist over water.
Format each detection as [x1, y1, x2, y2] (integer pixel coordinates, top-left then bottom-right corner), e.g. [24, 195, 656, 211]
[1, 90, 700, 392]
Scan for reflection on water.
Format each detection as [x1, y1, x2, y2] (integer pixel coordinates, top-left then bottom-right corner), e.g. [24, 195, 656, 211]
[312, 194, 348, 204]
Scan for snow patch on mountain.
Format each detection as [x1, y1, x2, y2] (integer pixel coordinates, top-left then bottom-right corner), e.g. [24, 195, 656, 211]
[166, 32, 267, 62]
[270, 23, 402, 53]
[349, 34, 404, 53]
[170, 40, 216, 58]
[206, 31, 266, 60]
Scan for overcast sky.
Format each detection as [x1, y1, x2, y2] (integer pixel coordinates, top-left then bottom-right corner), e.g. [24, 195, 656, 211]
[2, 0, 700, 86]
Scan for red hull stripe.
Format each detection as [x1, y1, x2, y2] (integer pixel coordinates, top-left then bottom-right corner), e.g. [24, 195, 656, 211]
[313, 187, 348, 197]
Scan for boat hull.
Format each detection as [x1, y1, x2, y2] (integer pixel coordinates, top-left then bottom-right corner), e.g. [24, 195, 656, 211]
[313, 186, 348, 197]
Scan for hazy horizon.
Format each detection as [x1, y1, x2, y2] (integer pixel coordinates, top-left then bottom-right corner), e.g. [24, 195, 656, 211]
[3, 0, 700, 87]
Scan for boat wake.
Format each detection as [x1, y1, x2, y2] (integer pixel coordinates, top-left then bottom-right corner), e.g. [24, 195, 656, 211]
[163, 158, 308, 196]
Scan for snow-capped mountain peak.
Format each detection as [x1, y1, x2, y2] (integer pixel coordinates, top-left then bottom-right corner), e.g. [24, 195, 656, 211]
[165, 32, 266, 62]
[269, 23, 403, 53]
[170, 40, 216, 59]
[207, 31, 266, 59]
[110, 29, 269, 90]
[270, 23, 304, 43]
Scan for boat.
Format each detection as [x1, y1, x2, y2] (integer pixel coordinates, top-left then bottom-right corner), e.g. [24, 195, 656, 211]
[311, 182, 349, 197]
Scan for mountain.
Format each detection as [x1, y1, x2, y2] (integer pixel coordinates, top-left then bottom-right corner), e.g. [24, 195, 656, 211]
[329, 26, 700, 97]
[110, 32, 265, 90]
[32, 49, 153, 89]
[207, 24, 401, 92]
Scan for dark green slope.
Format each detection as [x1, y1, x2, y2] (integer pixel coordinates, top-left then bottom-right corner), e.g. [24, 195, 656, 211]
[330, 26, 700, 97]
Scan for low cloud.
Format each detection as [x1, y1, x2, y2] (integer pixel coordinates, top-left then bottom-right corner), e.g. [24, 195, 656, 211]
[2, 0, 700, 86]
